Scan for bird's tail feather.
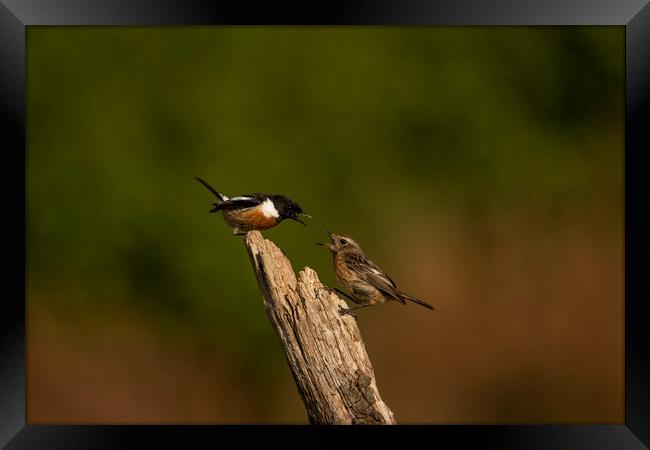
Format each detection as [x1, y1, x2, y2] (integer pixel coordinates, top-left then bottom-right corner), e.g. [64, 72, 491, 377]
[195, 176, 227, 204]
[399, 292, 434, 310]
[209, 203, 223, 213]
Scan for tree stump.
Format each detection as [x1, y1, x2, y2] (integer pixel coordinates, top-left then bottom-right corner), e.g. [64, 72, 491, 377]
[244, 231, 396, 425]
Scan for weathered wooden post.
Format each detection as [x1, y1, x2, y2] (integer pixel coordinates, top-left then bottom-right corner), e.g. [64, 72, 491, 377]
[244, 231, 395, 424]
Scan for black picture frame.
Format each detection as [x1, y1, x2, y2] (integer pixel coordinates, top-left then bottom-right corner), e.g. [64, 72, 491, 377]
[1, 1, 648, 448]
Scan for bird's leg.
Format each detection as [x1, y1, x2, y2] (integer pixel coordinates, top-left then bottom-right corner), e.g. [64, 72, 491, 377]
[318, 287, 374, 316]
[319, 286, 356, 302]
[339, 303, 375, 316]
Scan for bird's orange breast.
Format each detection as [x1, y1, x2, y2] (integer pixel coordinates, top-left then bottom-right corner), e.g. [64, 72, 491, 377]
[223, 206, 279, 231]
[334, 253, 357, 289]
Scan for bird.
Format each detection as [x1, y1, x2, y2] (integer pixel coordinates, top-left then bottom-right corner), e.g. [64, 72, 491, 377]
[195, 176, 311, 235]
[317, 229, 434, 315]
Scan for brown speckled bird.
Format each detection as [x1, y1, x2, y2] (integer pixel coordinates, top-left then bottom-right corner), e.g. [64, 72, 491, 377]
[318, 229, 434, 315]
[195, 177, 310, 235]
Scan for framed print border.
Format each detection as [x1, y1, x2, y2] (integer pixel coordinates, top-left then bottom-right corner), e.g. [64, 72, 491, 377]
[1, 0, 648, 448]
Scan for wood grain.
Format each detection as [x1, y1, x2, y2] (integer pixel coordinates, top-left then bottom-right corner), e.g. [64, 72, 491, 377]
[244, 231, 395, 424]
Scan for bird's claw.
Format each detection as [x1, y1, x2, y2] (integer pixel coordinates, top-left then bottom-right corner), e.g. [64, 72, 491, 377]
[319, 288, 355, 316]
[338, 307, 355, 317]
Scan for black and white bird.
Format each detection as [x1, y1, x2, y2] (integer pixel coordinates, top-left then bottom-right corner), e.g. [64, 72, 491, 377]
[195, 177, 311, 235]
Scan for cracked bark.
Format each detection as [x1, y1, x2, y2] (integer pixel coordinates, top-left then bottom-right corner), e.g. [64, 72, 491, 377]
[244, 231, 396, 425]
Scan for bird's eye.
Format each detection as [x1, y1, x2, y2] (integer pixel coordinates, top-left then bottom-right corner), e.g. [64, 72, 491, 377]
[339, 239, 348, 245]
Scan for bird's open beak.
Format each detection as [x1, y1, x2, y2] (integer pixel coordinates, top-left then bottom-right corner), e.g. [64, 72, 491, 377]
[316, 242, 335, 251]
[317, 227, 335, 250]
[290, 213, 310, 226]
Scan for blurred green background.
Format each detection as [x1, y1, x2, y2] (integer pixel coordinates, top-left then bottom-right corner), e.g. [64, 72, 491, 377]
[27, 27, 623, 423]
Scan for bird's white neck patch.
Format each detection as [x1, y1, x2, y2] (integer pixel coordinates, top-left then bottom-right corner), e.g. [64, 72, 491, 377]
[261, 199, 280, 218]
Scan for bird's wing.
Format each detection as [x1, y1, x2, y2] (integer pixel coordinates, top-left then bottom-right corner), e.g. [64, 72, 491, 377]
[210, 196, 263, 213]
[342, 252, 403, 302]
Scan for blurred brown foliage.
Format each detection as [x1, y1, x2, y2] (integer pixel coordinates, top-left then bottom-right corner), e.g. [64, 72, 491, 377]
[27, 27, 623, 423]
